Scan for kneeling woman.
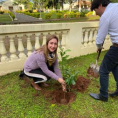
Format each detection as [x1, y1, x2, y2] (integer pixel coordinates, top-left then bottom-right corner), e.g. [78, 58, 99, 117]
[20, 35, 65, 91]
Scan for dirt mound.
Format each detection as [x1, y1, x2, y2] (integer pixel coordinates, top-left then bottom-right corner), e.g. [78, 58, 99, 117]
[87, 67, 99, 78]
[72, 76, 91, 93]
[50, 90, 76, 105]
[40, 89, 75, 105]
[40, 76, 91, 104]
[21, 76, 91, 105]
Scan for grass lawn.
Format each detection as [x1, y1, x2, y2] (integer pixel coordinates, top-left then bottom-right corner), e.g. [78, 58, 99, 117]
[44, 16, 99, 23]
[0, 50, 118, 118]
[0, 14, 12, 23]
[0, 12, 99, 24]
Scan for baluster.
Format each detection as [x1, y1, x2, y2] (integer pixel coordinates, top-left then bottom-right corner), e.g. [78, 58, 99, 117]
[49, 32, 55, 36]
[82, 29, 85, 46]
[17, 35, 27, 59]
[55, 31, 61, 60]
[35, 33, 40, 50]
[88, 28, 93, 46]
[0, 35, 9, 62]
[61, 31, 67, 48]
[83, 29, 89, 47]
[42, 33, 47, 46]
[93, 28, 97, 44]
[26, 34, 33, 57]
[9, 35, 18, 60]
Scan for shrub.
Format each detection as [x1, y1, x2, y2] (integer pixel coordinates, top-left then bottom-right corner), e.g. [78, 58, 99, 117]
[44, 13, 52, 19]
[63, 13, 69, 18]
[3, 10, 9, 13]
[23, 12, 40, 18]
[0, 11, 4, 14]
[56, 13, 62, 19]
[25, 10, 33, 13]
[8, 11, 15, 20]
[70, 12, 76, 18]
[16, 10, 23, 13]
[80, 10, 89, 17]
[49, 10, 57, 14]
[85, 11, 94, 17]
[75, 12, 80, 18]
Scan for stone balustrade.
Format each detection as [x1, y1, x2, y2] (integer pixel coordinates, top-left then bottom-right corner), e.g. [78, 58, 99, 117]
[0, 22, 112, 76]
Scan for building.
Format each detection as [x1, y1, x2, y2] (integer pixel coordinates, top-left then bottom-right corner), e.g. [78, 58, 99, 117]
[63, 0, 91, 11]
[0, 0, 24, 11]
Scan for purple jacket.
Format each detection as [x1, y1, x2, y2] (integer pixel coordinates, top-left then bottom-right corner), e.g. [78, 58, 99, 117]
[24, 51, 62, 80]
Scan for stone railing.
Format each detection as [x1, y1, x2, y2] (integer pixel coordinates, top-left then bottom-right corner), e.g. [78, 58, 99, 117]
[0, 22, 112, 75]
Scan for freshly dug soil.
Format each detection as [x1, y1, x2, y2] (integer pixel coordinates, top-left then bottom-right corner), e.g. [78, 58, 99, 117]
[72, 76, 91, 93]
[40, 76, 91, 104]
[24, 76, 91, 105]
[87, 67, 99, 78]
[50, 90, 75, 105]
[40, 89, 75, 105]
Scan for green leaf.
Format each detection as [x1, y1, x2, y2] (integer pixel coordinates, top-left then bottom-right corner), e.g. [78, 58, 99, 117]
[71, 79, 76, 85]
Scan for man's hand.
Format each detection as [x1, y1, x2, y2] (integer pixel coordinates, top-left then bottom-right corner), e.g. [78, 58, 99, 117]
[97, 46, 104, 53]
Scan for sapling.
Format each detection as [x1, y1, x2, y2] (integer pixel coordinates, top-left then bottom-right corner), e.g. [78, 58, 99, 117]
[59, 47, 79, 92]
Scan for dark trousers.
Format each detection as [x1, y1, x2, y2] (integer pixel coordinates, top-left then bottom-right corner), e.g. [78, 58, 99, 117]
[24, 68, 51, 83]
[99, 46, 118, 98]
[23, 62, 54, 83]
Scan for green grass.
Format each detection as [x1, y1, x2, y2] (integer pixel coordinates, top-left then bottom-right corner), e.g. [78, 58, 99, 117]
[0, 12, 99, 24]
[0, 14, 12, 23]
[44, 16, 99, 23]
[0, 50, 118, 118]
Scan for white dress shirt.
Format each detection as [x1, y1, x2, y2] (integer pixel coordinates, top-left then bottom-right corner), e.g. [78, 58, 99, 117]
[96, 3, 118, 49]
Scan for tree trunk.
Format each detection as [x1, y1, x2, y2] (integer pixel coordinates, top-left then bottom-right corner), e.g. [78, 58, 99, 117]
[79, 0, 82, 12]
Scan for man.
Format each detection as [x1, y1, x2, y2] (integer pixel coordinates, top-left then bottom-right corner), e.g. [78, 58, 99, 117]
[90, 0, 118, 102]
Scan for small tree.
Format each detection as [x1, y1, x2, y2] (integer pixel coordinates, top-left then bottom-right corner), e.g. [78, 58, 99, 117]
[59, 47, 79, 92]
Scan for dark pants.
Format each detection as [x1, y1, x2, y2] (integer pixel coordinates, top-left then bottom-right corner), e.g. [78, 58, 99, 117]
[23, 62, 54, 83]
[99, 46, 118, 98]
[24, 68, 51, 83]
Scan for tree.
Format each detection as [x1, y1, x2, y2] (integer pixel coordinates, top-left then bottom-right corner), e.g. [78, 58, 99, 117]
[14, 0, 30, 9]
[67, 0, 74, 11]
[32, 0, 48, 11]
[110, 0, 118, 2]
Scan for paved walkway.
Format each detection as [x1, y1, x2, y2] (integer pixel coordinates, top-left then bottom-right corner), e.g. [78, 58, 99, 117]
[13, 12, 41, 23]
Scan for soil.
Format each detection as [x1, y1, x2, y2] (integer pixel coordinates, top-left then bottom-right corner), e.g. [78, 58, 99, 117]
[72, 76, 91, 93]
[41, 76, 91, 105]
[87, 67, 99, 78]
[22, 76, 91, 105]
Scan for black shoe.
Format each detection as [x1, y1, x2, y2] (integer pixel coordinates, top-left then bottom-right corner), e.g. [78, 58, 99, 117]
[19, 71, 24, 79]
[90, 93, 108, 102]
[109, 91, 118, 97]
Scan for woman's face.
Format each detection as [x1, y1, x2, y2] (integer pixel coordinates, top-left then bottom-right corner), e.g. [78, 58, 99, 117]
[48, 38, 58, 52]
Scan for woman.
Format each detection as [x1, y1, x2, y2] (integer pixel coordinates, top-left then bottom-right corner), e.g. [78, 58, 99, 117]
[19, 35, 66, 91]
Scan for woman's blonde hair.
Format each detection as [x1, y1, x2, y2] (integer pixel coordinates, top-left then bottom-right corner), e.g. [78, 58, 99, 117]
[36, 35, 58, 63]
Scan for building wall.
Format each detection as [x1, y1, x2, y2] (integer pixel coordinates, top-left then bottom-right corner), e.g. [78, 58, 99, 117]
[1, 0, 24, 11]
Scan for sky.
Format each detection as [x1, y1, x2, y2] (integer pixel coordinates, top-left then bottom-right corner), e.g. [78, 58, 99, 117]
[0, 0, 6, 2]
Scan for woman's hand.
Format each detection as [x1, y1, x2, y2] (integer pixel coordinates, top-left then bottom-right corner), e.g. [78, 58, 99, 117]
[61, 83, 66, 92]
[58, 78, 66, 92]
[58, 78, 65, 84]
